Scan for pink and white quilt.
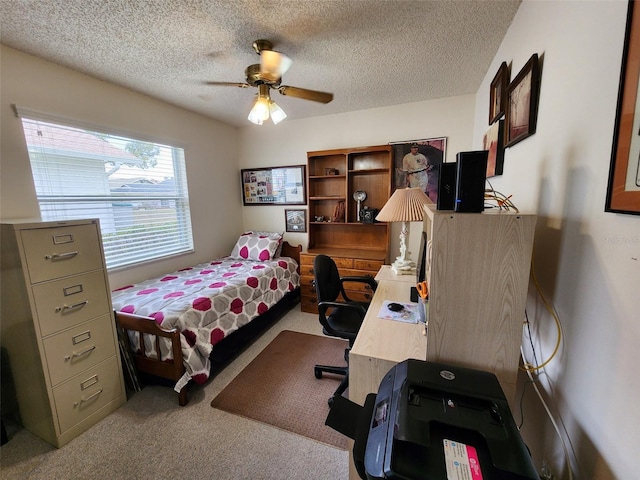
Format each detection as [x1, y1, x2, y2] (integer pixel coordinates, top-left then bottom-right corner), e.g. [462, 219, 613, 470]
[111, 255, 300, 391]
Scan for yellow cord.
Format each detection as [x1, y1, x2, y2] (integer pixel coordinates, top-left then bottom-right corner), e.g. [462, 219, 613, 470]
[521, 253, 563, 372]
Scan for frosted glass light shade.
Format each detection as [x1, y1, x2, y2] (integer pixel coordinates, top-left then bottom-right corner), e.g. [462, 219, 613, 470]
[269, 101, 287, 124]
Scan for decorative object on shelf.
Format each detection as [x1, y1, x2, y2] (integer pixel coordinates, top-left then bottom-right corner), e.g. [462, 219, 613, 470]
[390, 138, 447, 205]
[353, 190, 367, 220]
[482, 120, 505, 177]
[606, 0, 640, 215]
[360, 206, 379, 224]
[375, 187, 431, 275]
[505, 53, 540, 148]
[241, 165, 306, 205]
[489, 62, 510, 124]
[324, 168, 339, 175]
[285, 209, 307, 232]
[331, 199, 345, 222]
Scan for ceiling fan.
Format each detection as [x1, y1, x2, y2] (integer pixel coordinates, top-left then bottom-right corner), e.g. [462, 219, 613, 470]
[205, 39, 334, 124]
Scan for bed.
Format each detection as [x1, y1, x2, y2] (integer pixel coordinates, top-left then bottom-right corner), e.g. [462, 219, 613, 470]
[112, 231, 301, 406]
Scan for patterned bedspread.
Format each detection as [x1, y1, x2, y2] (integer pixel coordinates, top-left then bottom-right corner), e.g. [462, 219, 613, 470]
[111, 255, 300, 389]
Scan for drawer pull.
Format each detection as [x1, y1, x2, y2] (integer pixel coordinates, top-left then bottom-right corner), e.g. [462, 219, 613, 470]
[45, 251, 79, 261]
[55, 300, 89, 313]
[73, 388, 103, 407]
[64, 345, 96, 361]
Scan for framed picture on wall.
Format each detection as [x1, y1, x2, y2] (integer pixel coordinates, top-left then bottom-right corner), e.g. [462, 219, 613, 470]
[482, 120, 505, 177]
[285, 209, 306, 232]
[606, 0, 640, 215]
[389, 137, 447, 204]
[505, 54, 540, 148]
[241, 165, 306, 205]
[489, 62, 510, 124]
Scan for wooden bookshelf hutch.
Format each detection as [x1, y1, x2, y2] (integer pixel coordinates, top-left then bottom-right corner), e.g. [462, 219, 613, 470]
[300, 145, 392, 313]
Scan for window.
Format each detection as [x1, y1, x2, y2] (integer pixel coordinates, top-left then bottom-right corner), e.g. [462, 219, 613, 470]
[18, 112, 193, 270]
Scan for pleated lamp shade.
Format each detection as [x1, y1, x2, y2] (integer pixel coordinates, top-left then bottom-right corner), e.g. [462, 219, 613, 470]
[376, 187, 431, 223]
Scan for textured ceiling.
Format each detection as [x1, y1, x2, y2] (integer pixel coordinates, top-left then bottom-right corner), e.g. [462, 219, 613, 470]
[0, 0, 521, 128]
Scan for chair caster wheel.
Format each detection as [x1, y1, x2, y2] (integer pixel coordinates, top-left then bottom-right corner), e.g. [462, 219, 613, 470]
[328, 396, 334, 407]
[314, 368, 322, 379]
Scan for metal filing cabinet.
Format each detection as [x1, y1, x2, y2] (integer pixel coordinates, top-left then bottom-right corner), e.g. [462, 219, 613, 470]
[1, 218, 126, 447]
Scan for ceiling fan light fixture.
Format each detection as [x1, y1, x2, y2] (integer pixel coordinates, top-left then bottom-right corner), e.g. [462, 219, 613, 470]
[248, 85, 271, 125]
[269, 100, 287, 124]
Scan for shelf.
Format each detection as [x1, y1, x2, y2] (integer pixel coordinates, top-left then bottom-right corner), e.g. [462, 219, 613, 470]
[310, 221, 387, 226]
[348, 168, 389, 174]
[309, 196, 346, 201]
[309, 175, 346, 179]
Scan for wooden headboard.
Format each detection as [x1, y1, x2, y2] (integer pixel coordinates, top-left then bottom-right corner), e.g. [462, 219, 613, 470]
[281, 241, 302, 265]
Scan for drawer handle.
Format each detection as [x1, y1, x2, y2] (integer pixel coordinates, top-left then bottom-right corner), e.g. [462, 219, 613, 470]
[64, 345, 96, 361]
[55, 300, 89, 313]
[45, 251, 79, 261]
[73, 388, 103, 407]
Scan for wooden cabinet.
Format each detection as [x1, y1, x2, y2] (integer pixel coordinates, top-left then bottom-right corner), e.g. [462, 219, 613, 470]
[299, 251, 383, 313]
[302, 145, 392, 313]
[422, 204, 536, 404]
[1, 219, 126, 447]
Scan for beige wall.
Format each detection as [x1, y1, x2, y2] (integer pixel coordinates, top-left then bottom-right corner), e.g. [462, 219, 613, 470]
[237, 94, 476, 259]
[0, 46, 242, 288]
[472, 2, 638, 479]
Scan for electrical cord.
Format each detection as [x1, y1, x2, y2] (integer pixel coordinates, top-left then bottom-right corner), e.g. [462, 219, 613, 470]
[521, 253, 563, 372]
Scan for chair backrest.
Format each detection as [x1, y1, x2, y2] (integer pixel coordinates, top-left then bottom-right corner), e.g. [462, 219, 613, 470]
[313, 254, 342, 303]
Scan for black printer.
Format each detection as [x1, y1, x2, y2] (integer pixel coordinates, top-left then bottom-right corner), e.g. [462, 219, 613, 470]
[326, 359, 539, 480]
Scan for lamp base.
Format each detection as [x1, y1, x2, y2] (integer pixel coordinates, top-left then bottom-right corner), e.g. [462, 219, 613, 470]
[391, 258, 416, 275]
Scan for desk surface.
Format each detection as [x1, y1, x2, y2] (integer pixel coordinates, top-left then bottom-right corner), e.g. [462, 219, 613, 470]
[350, 278, 426, 366]
[348, 267, 428, 480]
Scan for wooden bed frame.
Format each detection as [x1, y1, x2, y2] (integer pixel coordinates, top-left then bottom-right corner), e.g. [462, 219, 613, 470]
[114, 242, 302, 406]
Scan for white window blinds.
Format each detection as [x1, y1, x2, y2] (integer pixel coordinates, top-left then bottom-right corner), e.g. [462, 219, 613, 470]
[18, 112, 193, 270]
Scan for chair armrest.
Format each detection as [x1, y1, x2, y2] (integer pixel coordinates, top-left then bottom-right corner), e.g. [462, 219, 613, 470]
[340, 275, 378, 291]
[318, 300, 368, 318]
[339, 275, 377, 302]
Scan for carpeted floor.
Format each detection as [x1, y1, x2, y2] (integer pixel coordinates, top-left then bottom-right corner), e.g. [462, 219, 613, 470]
[0, 306, 350, 480]
[211, 330, 349, 450]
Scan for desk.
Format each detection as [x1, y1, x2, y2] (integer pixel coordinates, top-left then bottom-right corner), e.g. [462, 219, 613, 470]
[348, 267, 427, 479]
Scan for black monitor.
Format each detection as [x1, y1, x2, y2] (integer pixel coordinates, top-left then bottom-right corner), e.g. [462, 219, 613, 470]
[416, 230, 427, 283]
[410, 231, 428, 302]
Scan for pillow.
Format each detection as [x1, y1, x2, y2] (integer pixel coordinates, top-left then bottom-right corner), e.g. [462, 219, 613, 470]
[248, 230, 284, 257]
[230, 232, 281, 261]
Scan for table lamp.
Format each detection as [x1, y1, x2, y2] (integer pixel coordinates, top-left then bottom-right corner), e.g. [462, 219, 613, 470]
[376, 187, 431, 275]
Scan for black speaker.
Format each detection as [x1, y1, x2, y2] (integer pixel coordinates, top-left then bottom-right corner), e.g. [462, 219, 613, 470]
[437, 162, 457, 210]
[454, 150, 488, 213]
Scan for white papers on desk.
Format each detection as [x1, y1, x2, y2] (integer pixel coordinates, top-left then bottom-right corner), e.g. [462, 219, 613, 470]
[378, 301, 419, 323]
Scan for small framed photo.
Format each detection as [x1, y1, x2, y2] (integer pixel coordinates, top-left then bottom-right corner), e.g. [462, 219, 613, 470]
[285, 209, 306, 233]
[482, 120, 505, 178]
[489, 62, 509, 124]
[505, 54, 541, 148]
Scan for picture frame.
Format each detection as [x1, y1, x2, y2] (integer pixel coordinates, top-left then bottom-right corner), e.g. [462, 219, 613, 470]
[489, 62, 509, 124]
[482, 119, 505, 177]
[505, 53, 540, 148]
[241, 165, 306, 206]
[285, 209, 307, 232]
[606, 0, 640, 215]
[389, 137, 447, 204]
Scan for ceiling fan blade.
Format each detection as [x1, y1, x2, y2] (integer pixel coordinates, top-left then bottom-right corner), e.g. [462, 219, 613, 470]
[277, 85, 334, 104]
[205, 81, 250, 88]
[260, 50, 293, 82]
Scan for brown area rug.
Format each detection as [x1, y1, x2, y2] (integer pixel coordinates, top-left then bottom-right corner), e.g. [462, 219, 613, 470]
[211, 330, 349, 450]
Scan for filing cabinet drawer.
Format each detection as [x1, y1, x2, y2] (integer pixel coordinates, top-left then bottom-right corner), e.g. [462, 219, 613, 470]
[43, 315, 117, 386]
[33, 270, 111, 337]
[299, 253, 314, 266]
[21, 223, 104, 284]
[53, 357, 123, 434]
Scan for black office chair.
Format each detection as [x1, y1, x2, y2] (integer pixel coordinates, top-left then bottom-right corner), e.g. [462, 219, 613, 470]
[312, 254, 377, 406]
